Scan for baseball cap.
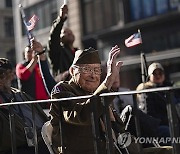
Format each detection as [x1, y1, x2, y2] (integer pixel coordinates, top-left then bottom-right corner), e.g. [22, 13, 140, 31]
[72, 47, 101, 65]
[0, 58, 12, 70]
[148, 62, 164, 76]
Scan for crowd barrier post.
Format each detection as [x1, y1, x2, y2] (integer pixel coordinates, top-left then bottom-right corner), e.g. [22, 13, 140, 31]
[166, 91, 180, 154]
[132, 94, 143, 154]
[31, 104, 39, 154]
[58, 103, 66, 154]
[101, 96, 114, 154]
[8, 105, 17, 154]
[91, 95, 101, 154]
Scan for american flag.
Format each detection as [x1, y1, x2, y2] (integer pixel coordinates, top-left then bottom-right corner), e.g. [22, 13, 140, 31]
[26, 14, 39, 31]
[125, 32, 142, 47]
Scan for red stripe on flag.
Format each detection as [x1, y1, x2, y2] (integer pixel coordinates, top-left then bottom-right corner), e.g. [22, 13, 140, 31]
[26, 14, 39, 31]
[125, 32, 142, 47]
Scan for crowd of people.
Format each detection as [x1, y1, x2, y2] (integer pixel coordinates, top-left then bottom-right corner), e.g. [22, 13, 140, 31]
[0, 3, 179, 154]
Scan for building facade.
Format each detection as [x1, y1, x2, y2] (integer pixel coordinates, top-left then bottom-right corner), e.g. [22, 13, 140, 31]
[13, 0, 82, 63]
[13, 0, 180, 89]
[0, 0, 15, 65]
[80, 0, 180, 89]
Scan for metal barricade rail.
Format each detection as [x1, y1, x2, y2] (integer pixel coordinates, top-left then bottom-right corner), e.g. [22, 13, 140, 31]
[0, 86, 179, 154]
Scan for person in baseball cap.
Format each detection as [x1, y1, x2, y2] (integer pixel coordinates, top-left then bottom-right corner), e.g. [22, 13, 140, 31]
[136, 62, 174, 146]
[0, 58, 13, 80]
[148, 62, 165, 85]
[148, 62, 164, 76]
[0, 58, 13, 71]
[0, 58, 14, 92]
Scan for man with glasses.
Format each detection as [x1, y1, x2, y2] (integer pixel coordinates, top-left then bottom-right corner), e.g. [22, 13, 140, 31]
[49, 46, 143, 154]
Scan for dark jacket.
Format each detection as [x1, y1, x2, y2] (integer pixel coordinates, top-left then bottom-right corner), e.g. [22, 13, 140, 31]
[50, 80, 140, 154]
[137, 81, 173, 125]
[0, 87, 49, 152]
[48, 17, 78, 75]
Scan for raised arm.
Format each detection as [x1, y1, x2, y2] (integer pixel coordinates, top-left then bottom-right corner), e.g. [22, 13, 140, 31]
[47, 4, 68, 73]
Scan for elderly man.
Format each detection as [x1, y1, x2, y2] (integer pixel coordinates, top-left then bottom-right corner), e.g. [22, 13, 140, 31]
[50, 45, 144, 154]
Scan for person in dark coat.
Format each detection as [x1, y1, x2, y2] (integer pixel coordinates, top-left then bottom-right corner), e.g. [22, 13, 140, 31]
[136, 62, 178, 144]
[47, 4, 78, 80]
[49, 45, 144, 154]
[0, 58, 50, 154]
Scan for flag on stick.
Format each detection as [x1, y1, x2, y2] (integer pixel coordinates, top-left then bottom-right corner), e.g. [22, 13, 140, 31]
[19, 4, 39, 45]
[125, 30, 142, 47]
[26, 14, 39, 31]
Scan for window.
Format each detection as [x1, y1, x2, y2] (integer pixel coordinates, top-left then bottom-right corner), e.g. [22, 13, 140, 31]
[129, 0, 179, 22]
[22, 0, 57, 35]
[5, 0, 12, 7]
[4, 17, 14, 37]
[81, 0, 121, 35]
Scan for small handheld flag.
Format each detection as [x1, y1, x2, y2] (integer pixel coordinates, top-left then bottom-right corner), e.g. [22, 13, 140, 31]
[125, 30, 142, 47]
[26, 15, 39, 31]
[19, 4, 39, 45]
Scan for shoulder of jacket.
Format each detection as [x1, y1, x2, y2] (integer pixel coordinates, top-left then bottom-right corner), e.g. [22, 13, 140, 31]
[136, 81, 155, 90]
[52, 81, 69, 94]
[56, 81, 69, 87]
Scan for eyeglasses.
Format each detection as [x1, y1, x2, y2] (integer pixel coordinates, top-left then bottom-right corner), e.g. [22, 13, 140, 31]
[73, 65, 102, 75]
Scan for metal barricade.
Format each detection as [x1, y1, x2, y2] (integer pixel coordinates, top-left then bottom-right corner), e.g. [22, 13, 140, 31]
[0, 86, 180, 154]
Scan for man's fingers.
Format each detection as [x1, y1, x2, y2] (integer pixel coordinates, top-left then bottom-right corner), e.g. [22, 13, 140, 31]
[110, 48, 120, 64]
[108, 45, 120, 62]
[109, 45, 119, 60]
[116, 61, 123, 69]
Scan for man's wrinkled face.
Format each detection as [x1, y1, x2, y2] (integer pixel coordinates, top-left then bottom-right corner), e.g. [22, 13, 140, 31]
[71, 64, 101, 93]
[150, 69, 165, 85]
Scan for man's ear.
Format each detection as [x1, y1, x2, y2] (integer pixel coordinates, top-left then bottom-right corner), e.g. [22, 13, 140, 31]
[69, 67, 73, 76]
[69, 66, 79, 78]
